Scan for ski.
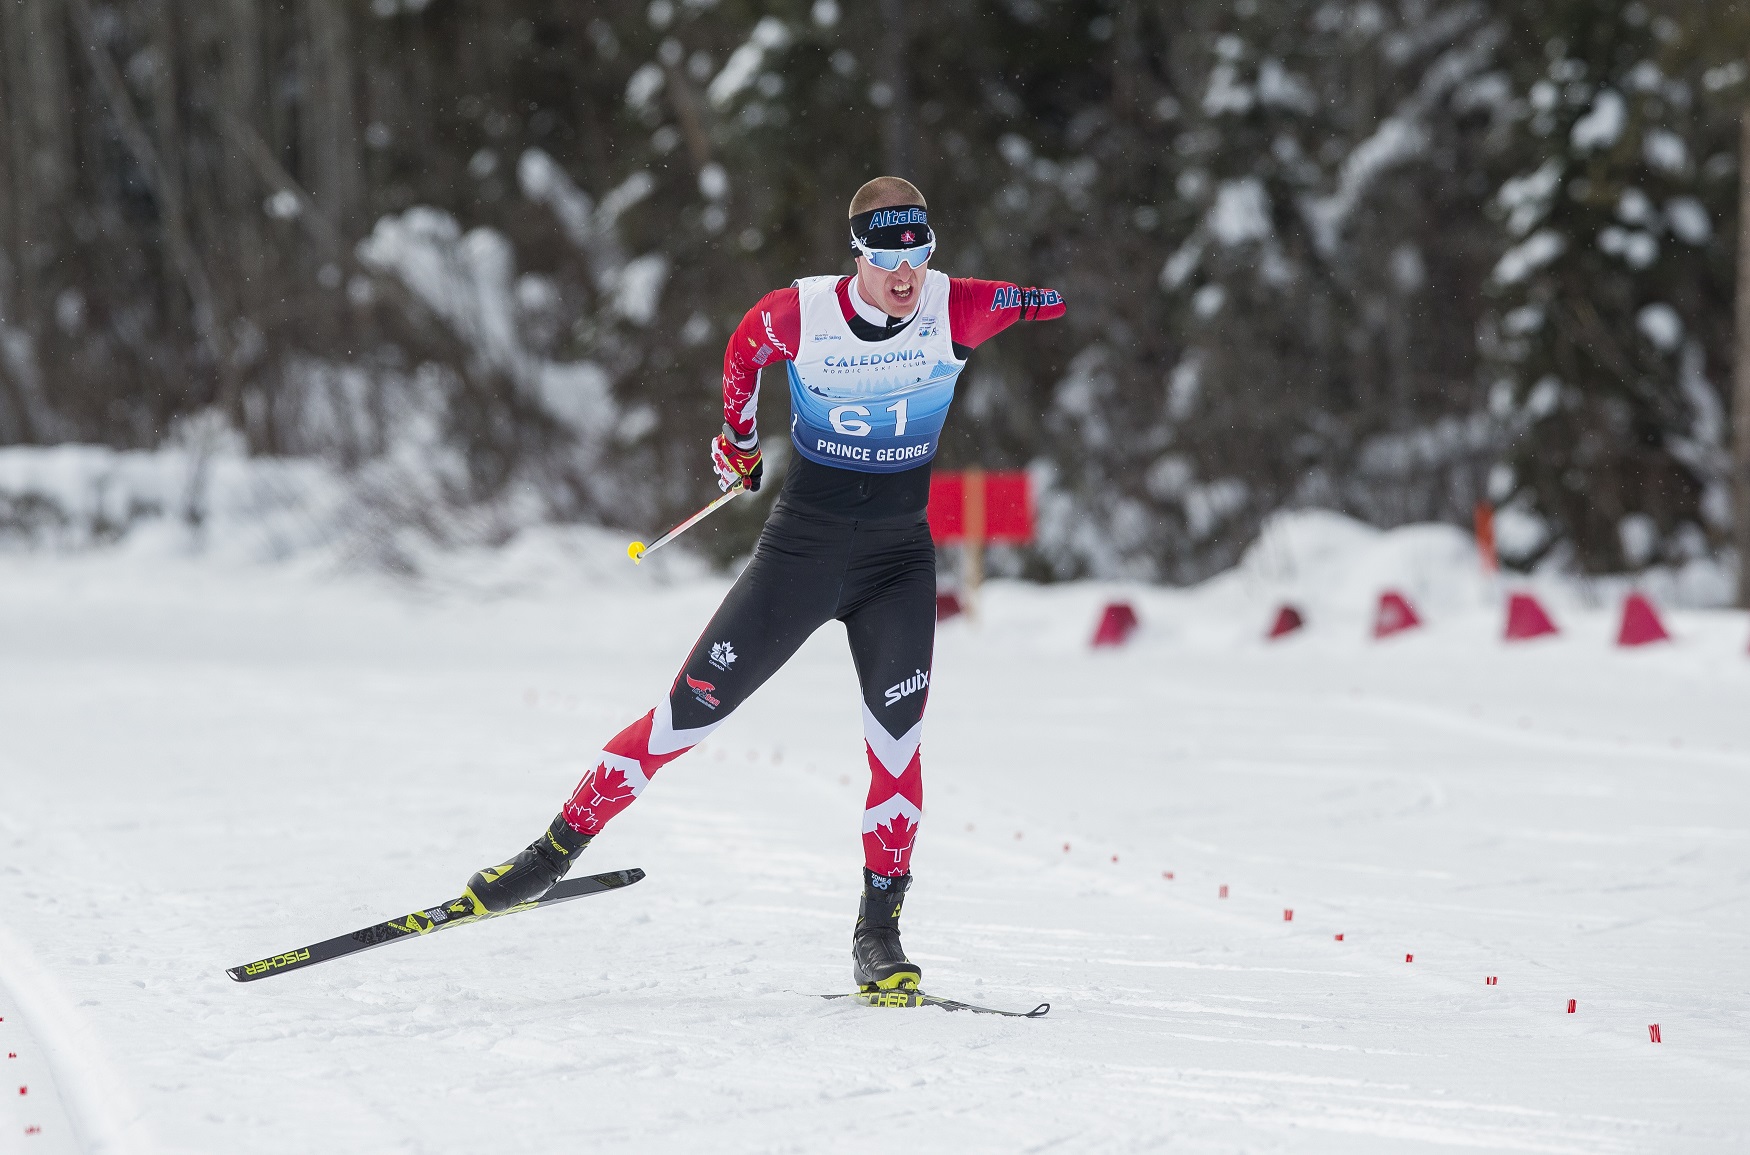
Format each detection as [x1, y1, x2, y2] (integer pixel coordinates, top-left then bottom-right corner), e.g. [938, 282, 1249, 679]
[226, 868, 644, 983]
[822, 991, 1051, 1018]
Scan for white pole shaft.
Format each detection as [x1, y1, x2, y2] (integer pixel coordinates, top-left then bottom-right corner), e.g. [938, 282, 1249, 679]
[629, 484, 745, 562]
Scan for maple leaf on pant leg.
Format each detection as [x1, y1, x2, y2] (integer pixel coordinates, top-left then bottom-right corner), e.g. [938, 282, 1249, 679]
[564, 763, 637, 833]
[874, 813, 918, 870]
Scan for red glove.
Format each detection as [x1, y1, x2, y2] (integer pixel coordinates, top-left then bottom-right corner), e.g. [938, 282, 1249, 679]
[711, 425, 762, 492]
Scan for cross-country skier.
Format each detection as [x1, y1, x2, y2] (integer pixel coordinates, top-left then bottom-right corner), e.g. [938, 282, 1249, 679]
[464, 176, 1065, 994]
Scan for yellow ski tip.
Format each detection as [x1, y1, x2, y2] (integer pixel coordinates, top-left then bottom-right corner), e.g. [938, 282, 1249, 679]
[627, 541, 646, 563]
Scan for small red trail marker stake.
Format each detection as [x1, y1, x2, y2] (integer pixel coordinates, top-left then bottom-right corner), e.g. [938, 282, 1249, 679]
[1091, 602, 1141, 648]
[17, 1086, 25, 1095]
[1062, 842, 1071, 853]
[1405, 954, 1414, 963]
[1486, 976, 1498, 985]
[1161, 871, 1174, 880]
[1218, 885, 1228, 899]
[1267, 605, 1304, 639]
[1374, 591, 1422, 638]
[1110, 854, 1119, 863]
[1567, 999, 1577, 1013]
[1504, 592, 1559, 640]
[1334, 933, 1344, 941]
[1617, 592, 1671, 646]
[1649, 1024, 1662, 1043]
[1283, 909, 1293, 921]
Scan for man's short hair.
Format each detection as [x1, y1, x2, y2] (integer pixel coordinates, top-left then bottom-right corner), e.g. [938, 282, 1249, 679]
[849, 177, 927, 217]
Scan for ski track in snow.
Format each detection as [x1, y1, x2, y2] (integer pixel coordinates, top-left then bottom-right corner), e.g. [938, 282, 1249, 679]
[0, 967, 82, 1155]
[0, 550, 1747, 1153]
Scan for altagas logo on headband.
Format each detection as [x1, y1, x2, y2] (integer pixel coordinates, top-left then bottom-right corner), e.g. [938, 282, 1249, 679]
[865, 207, 928, 229]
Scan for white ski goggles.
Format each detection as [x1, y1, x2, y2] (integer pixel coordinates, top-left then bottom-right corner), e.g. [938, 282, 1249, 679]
[852, 235, 935, 271]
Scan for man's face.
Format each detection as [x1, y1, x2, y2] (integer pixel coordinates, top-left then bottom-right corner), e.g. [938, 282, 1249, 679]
[854, 254, 929, 318]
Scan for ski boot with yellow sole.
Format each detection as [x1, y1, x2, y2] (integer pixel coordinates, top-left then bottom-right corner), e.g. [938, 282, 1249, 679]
[463, 815, 592, 915]
[852, 869, 926, 1006]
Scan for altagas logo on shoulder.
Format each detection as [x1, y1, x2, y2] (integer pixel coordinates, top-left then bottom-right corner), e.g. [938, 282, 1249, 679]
[709, 641, 737, 671]
[883, 668, 929, 708]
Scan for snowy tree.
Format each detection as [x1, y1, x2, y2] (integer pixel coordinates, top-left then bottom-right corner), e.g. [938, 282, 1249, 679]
[1480, 0, 1742, 572]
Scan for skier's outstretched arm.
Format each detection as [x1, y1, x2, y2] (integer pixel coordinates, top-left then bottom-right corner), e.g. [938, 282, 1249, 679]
[946, 277, 1066, 358]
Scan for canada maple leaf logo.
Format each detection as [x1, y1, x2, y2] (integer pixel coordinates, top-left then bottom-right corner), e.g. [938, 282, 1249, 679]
[565, 763, 637, 832]
[873, 814, 918, 868]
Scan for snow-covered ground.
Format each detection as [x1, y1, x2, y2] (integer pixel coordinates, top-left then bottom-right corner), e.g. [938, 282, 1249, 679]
[2, 513, 1748, 1153]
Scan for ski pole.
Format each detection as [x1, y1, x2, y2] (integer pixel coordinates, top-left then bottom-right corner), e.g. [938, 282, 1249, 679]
[627, 483, 746, 564]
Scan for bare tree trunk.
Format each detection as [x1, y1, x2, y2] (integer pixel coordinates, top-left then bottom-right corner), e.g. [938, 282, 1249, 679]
[663, 62, 714, 173]
[150, 0, 191, 336]
[879, 0, 913, 178]
[298, 0, 362, 236]
[0, 11, 30, 445]
[219, 0, 268, 316]
[1734, 111, 1750, 608]
[0, 14, 13, 279]
[0, 0, 75, 318]
[66, 0, 227, 374]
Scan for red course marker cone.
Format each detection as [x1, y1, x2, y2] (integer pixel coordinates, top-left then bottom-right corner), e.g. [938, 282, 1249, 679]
[1567, 999, 1577, 1013]
[1283, 909, 1293, 921]
[1091, 602, 1140, 648]
[1617, 593, 1670, 647]
[934, 592, 964, 622]
[1649, 1024, 1662, 1043]
[1373, 591, 1421, 638]
[1504, 592, 1559, 641]
[1267, 605, 1305, 639]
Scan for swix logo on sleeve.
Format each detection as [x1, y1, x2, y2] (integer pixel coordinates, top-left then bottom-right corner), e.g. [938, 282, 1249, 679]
[762, 311, 793, 358]
[685, 674, 721, 709]
[883, 668, 930, 708]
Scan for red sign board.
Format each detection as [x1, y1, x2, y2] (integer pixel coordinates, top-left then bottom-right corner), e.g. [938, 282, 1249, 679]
[928, 470, 1032, 544]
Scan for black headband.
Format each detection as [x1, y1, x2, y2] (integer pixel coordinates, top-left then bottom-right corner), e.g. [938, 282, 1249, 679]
[849, 204, 934, 252]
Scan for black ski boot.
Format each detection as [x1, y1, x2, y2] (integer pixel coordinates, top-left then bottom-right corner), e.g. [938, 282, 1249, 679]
[852, 869, 921, 992]
[464, 816, 592, 915]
